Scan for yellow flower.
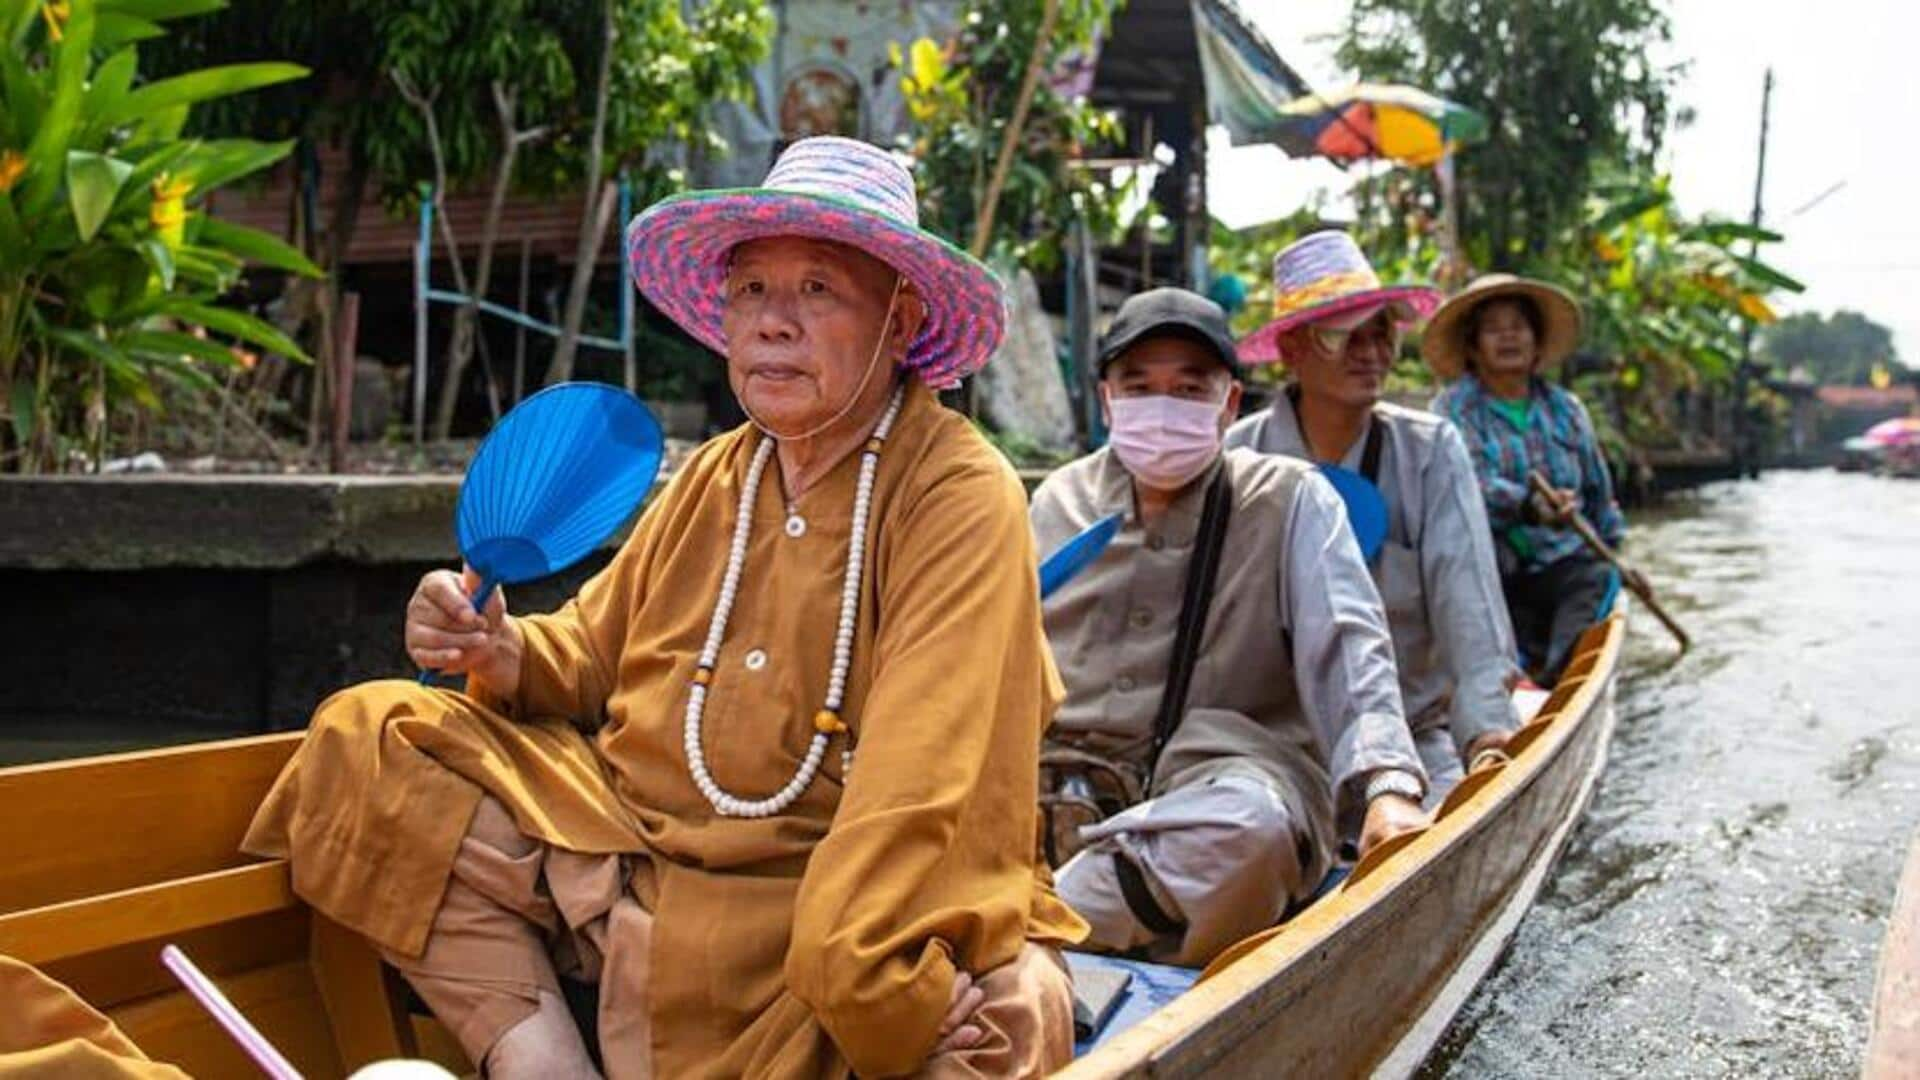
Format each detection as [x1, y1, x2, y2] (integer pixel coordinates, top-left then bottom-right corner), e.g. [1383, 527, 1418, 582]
[150, 172, 192, 248]
[1693, 272, 1736, 301]
[1591, 234, 1623, 263]
[1736, 292, 1776, 324]
[41, 0, 69, 42]
[0, 151, 26, 193]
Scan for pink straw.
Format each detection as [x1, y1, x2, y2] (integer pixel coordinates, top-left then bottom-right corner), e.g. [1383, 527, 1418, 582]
[160, 945, 304, 1080]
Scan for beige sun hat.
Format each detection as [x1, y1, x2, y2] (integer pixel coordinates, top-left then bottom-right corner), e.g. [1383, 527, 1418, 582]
[1421, 273, 1583, 380]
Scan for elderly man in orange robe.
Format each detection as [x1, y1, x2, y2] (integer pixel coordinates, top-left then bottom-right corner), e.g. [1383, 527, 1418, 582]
[243, 136, 1084, 1079]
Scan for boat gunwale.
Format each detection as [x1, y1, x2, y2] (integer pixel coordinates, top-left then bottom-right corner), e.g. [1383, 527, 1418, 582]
[1057, 611, 1629, 1078]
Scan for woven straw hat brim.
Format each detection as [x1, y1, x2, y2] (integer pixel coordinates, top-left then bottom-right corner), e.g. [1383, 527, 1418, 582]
[1421, 275, 1582, 380]
[1237, 284, 1442, 366]
[625, 187, 1006, 389]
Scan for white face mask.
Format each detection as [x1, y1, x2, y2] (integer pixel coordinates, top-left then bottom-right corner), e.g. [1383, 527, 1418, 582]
[1104, 388, 1228, 491]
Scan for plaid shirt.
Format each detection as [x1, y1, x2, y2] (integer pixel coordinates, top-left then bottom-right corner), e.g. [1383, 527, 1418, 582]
[1432, 375, 1625, 571]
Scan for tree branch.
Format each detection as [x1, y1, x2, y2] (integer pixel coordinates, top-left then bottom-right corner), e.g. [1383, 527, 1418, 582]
[970, 0, 1062, 259]
[545, 0, 618, 387]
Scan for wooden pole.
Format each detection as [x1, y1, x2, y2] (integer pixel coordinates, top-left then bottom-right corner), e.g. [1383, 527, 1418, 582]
[330, 292, 360, 474]
[513, 235, 530, 407]
[1437, 151, 1464, 289]
[412, 188, 432, 446]
[1527, 471, 1690, 654]
[969, 0, 1062, 259]
[1734, 68, 1773, 476]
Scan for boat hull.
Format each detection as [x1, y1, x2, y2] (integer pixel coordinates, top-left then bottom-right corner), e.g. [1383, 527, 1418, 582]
[1062, 611, 1626, 1078]
[0, 614, 1626, 1078]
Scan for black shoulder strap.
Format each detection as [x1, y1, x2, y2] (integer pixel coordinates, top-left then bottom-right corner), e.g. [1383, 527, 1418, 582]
[1359, 413, 1385, 485]
[1145, 465, 1233, 790]
[1289, 383, 1386, 484]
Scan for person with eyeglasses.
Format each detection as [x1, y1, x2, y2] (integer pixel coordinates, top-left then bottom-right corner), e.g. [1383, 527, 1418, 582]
[1226, 231, 1523, 808]
[1030, 286, 1429, 967]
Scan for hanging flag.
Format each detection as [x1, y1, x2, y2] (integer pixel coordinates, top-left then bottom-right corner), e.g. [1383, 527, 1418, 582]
[1191, 0, 1315, 146]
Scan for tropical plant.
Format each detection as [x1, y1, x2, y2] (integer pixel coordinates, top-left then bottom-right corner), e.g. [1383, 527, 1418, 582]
[142, 0, 774, 410]
[892, 0, 1128, 273]
[1207, 169, 1802, 455]
[0, 0, 318, 473]
[541, 0, 772, 385]
[1336, 0, 1681, 270]
[1563, 174, 1800, 396]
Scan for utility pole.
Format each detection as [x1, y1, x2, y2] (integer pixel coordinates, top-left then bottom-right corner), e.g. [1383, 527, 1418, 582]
[1734, 68, 1773, 478]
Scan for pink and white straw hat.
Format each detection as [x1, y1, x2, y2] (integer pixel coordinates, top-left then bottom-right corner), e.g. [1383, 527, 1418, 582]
[624, 136, 1006, 388]
[1237, 230, 1441, 365]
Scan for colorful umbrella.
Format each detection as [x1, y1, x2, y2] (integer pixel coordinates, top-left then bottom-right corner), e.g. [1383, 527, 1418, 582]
[1272, 83, 1488, 168]
[1862, 417, 1920, 448]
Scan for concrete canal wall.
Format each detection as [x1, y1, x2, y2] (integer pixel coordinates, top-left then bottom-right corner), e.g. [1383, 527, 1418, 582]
[0, 456, 1719, 764]
[0, 476, 614, 764]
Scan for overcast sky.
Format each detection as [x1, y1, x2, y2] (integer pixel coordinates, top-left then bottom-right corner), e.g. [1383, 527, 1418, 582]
[1209, 0, 1918, 365]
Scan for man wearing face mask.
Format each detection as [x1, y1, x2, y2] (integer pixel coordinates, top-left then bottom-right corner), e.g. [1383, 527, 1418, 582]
[1030, 287, 1428, 967]
[1227, 231, 1523, 806]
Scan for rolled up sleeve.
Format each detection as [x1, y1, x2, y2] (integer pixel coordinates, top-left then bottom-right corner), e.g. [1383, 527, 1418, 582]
[1425, 425, 1523, 754]
[1279, 472, 1426, 836]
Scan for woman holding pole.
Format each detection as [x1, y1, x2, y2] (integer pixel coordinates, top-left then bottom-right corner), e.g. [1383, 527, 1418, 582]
[1426, 275, 1645, 683]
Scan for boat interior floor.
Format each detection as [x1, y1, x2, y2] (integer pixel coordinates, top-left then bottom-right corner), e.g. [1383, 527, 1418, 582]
[1067, 952, 1200, 1055]
[1064, 858, 1357, 1054]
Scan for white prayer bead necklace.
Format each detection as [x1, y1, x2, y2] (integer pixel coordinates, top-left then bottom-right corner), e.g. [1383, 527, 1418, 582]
[684, 385, 906, 818]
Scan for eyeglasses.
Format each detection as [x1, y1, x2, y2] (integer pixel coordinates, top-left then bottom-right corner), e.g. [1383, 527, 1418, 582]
[1310, 318, 1400, 357]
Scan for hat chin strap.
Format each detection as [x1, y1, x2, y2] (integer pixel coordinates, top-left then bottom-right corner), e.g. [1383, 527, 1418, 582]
[745, 274, 904, 443]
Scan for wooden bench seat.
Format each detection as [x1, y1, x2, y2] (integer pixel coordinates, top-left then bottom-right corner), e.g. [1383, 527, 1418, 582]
[0, 734, 454, 1078]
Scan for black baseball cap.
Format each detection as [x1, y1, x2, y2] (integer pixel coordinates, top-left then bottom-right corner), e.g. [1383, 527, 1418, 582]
[1096, 287, 1241, 378]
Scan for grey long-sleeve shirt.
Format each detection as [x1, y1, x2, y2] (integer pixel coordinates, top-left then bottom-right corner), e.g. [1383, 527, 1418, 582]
[1226, 395, 1521, 757]
[1031, 447, 1425, 843]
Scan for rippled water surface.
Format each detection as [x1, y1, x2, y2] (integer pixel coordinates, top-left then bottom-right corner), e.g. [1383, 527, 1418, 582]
[1425, 471, 1920, 1077]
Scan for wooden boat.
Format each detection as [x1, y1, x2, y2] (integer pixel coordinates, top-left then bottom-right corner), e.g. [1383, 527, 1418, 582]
[0, 610, 1626, 1078]
[1865, 830, 1920, 1079]
[1064, 608, 1626, 1077]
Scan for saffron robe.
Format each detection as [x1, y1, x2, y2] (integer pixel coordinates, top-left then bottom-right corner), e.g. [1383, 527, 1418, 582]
[243, 380, 1087, 1078]
[0, 955, 188, 1078]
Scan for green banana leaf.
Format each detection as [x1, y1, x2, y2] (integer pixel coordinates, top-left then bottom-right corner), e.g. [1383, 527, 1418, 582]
[97, 0, 226, 21]
[66, 150, 134, 241]
[1679, 221, 1783, 246]
[94, 11, 164, 49]
[19, 0, 96, 219]
[101, 62, 308, 126]
[173, 138, 295, 196]
[1733, 254, 1805, 294]
[145, 294, 308, 361]
[193, 214, 322, 277]
[121, 326, 243, 366]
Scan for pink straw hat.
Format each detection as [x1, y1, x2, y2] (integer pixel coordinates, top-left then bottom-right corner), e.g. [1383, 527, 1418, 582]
[625, 136, 1006, 388]
[1237, 230, 1441, 365]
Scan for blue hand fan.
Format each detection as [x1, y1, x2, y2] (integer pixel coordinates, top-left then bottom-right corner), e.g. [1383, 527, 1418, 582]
[1316, 464, 1388, 563]
[1039, 512, 1124, 599]
[421, 382, 664, 682]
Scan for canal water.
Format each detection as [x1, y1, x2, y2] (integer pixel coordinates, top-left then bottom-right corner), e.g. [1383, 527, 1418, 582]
[1427, 470, 1920, 1077]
